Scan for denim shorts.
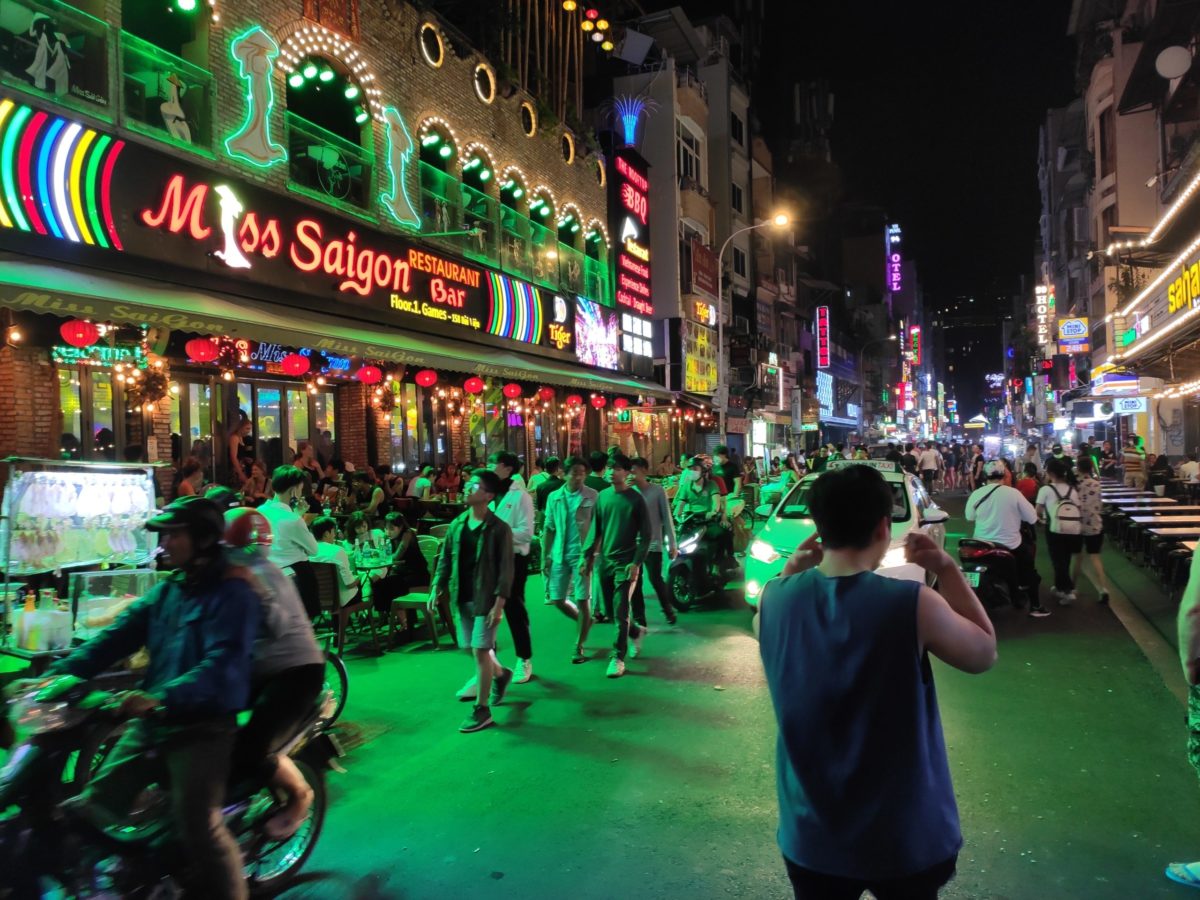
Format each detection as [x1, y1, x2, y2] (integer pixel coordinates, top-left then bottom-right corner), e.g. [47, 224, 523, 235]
[457, 604, 498, 651]
[546, 557, 590, 602]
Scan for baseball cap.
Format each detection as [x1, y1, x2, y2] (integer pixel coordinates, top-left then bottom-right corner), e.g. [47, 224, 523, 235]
[145, 496, 226, 539]
[1052, 444, 1063, 453]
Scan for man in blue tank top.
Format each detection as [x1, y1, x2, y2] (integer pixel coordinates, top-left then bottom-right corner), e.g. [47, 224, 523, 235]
[756, 464, 997, 899]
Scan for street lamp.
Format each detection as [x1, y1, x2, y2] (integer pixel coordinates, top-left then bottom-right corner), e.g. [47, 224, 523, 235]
[857, 334, 898, 439]
[716, 213, 791, 438]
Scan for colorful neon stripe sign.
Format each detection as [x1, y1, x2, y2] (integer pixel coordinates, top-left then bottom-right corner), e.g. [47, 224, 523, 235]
[0, 99, 124, 247]
[486, 272, 544, 344]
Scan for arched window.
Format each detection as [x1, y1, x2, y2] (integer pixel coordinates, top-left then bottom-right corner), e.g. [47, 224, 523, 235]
[528, 188, 557, 287]
[120, 0, 214, 150]
[285, 57, 373, 209]
[460, 145, 498, 265]
[417, 120, 460, 237]
[583, 219, 611, 305]
[556, 203, 584, 295]
[499, 167, 531, 279]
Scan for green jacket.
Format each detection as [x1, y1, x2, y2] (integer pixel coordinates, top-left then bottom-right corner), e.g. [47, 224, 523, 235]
[433, 510, 514, 615]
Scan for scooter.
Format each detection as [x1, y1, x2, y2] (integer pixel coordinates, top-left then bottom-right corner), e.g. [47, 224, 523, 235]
[957, 539, 1024, 610]
[669, 513, 740, 609]
[0, 674, 342, 898]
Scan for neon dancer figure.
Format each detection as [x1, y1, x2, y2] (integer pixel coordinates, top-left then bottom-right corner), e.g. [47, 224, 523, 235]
[26, 14, 70, 97]
[213, 185, 252, 269]
[380, 106, 420, 228]
[225, 27, 286, 167]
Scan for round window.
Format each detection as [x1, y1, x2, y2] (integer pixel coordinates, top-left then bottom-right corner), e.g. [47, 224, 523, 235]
[419, 23, 444, 68]
[520, 101, 537, 137]
[474, 63, 496, 104]
[561, 132, 575, 165]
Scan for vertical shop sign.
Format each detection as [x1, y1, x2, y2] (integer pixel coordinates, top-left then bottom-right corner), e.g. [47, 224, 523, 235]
[816, 305, 831, 368]
[886, 223, 902, 293]
[910, 325, 922, 365]
[611, 148, 653, 315]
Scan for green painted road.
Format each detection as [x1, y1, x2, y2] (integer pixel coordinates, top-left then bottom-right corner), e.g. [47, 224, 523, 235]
[3, 492, 1199, 898]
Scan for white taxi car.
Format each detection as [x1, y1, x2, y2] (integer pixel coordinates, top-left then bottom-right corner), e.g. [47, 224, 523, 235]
[744, 459, 949, 606]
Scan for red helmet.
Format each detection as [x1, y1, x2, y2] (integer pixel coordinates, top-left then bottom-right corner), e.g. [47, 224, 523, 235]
[223, 507, 273, 549]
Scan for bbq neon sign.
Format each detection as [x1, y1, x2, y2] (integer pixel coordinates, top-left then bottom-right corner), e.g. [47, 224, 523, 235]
[610, 148, 653, 316]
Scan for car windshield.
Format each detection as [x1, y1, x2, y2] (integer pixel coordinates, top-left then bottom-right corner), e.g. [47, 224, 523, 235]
[777, 479, 911, 522]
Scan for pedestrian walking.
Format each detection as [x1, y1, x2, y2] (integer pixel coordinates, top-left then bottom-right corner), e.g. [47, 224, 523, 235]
[630, 457, 680, 627]
[428, 470, 515, 733]
[917, 443, 940, 495]
[756, 464, 995, 899]
[1071, 454, 1111, 604]
[543, 455, 598, 663]
[581, 452, 650, 679]
[487, 451, 536, 683]
[1123, 435, 1147, 489]
[584, 450, 610, 493]
[1037, 457, 1084, 606]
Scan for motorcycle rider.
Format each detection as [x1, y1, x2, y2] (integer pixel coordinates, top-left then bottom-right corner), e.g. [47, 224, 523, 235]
[964, 460, 1047, 617]
[673, 456, 732, 562]
[44, 496, 260, 900]
[222, 507, 326, 840]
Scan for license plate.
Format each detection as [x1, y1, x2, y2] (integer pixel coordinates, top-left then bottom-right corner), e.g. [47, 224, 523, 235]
[963, 570, 981, 588]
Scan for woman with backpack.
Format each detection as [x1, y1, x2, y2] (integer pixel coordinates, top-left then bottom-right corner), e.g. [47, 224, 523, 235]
[1037, 456, 1084, 605]
[1072, 454, 1111, 604]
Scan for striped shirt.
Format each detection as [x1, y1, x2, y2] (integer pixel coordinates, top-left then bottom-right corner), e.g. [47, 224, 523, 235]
[1122, 447, 1145, 473]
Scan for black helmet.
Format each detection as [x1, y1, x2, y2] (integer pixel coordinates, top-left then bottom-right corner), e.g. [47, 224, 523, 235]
[145, 496, 226, 542]
[203, 485, 242, 512]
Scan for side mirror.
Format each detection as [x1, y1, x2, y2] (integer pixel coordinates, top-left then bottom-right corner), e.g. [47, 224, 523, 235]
[921, 508, 949, 525]
[755, 503, 774, 518]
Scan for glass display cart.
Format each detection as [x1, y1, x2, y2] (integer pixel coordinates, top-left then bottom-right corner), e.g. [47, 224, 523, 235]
[1, 457, 160, 665]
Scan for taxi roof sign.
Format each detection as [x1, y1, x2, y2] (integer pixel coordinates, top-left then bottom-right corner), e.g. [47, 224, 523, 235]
[825, 459, 899, 473]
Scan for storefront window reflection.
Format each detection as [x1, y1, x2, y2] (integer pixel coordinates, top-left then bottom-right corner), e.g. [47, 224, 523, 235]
[312, 393, 335, 456]
[59, 369, 82, 459]
[257, 388, 283, 472]
[92, 370, 116, 460]
[188, 383, 213, 475]
[286, 389, 309, 466]
[168, 381, 182, 464]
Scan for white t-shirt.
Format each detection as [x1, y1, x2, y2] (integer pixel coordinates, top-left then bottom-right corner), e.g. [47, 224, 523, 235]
[311, 541, 360, 606]
[1037, 483, 1080, 532]
[258, 497, 319, 569]
[1181, 460, 1200, 483]
[965, 482, 1037, 549]
[917, 449, 940, 471]
[407, 476, 432, 498]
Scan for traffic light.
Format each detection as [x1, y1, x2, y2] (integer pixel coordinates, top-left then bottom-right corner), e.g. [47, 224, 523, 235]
[1051, 354, 1071, 391]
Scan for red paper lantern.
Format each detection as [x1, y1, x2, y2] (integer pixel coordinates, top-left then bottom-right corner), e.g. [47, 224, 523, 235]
[585, 7, 599, 19]
[612, 397, 629, 411]
[503, 382, 523, 399]
[537, 386, 556, 402]
[185, 337, 220, 363]
[415, 369, 438, 388]
[565, 394, 583, 407]
[59, 319, 98, 348]
[590, 395, 607, 409]
[281, 352, 310, 376]
[463, 376, 485, 394]
[356, 365, 383, 385]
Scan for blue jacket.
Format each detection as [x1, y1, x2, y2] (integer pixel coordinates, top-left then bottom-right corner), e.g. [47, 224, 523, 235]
[52, 558, 261, 720]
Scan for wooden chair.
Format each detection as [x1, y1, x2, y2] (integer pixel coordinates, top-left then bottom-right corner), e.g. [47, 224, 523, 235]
[387, 536, 452, 648]
[312, 560, 379, 655]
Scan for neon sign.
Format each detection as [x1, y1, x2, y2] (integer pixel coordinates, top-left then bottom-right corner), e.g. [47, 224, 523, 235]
[1033, 285, 1054, 351]
[610, 148, 653, 316]
[887, 223, 902, 293]
[816, 306, 830, 368]
[224, 27, 288, 169]
[614, 96, 647, 147]
[910, 325, 922, 365]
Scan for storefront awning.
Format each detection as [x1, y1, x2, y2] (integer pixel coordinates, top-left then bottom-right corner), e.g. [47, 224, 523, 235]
[0, 256, 671, 397]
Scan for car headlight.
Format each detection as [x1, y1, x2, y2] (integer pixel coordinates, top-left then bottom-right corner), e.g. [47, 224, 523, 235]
[746, 579, 762, 598]
[749, 539, 781, 564]
[879, 546, 908, 569]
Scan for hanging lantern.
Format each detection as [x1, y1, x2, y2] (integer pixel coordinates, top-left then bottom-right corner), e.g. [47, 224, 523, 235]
[464, 376, 485, 394]
[613, 397, 629, 411]
[281, 352, 310, 376]
[503, 382, 523, 399]
[537, 386, 556, 402]
[185, 337, 220, 363]
[356, 364, 383, 385]
[566, 393, 583, 407]
[415, 369, 438, 388]
[590, 395, 607, 409]
[59, 319, 98, 348]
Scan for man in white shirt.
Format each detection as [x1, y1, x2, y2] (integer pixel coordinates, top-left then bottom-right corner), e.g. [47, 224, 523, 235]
[1181, 453, 1200, 483]
[965, 460, 1046, 616]
[917, 443, 941, 496]
[406, 465, 434, 500]
[488, 451, 536, 683]
[543, 455, 599, 663]
[309, 516, 361, 606]
[258, 465, 320, 616]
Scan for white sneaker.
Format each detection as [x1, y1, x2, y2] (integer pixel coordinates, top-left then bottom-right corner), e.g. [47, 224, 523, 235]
[455, 676, 478, 701]
[1057, 590, 1075, 606]
[630, 628, 645, 659]
[606, 657, 626, 678]
[513, 659, 533, 684]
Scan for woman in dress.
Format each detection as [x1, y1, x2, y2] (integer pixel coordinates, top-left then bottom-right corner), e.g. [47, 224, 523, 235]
[1072, 454, 1110, 603]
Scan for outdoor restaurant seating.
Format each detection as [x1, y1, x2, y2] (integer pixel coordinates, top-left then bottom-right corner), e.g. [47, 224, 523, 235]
[312, 560, 380, 656]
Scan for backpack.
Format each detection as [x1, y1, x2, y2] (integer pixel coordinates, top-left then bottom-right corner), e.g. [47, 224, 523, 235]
[1048, 484, 1082, 535]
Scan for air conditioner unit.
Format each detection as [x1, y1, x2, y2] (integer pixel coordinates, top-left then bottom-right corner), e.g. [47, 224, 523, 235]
[734, 316, 750, 334]
[1071, 207, 1090, 244]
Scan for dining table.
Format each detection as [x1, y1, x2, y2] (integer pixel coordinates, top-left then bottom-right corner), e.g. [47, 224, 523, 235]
[1148, 528, 1200, 539]
[1183, 540, 1199, 552]
[1129, 516, 1200, 525]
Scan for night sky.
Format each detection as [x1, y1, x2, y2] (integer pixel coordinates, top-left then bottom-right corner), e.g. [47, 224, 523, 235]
[756, 0, 1078, 414]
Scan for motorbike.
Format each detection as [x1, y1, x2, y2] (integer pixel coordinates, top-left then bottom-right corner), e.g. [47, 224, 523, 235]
[957, 538, 1024, 610]
[0, 674, 342, 898]
[669, 513, 742, 609]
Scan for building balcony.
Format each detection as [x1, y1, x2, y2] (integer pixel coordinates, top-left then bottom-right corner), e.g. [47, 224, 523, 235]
[678, 176, 712, 227]
[121, 32, 213, 154]
[287, 112, 373, 212]
[461, 182, 500, 268]
[0, 0, 112, 118]
[676, 66, 707, 125]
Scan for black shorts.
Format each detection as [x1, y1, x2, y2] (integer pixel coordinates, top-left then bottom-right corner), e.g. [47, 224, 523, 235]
[784, 854, 957, 900]
[1083, 532, 1103, 554]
